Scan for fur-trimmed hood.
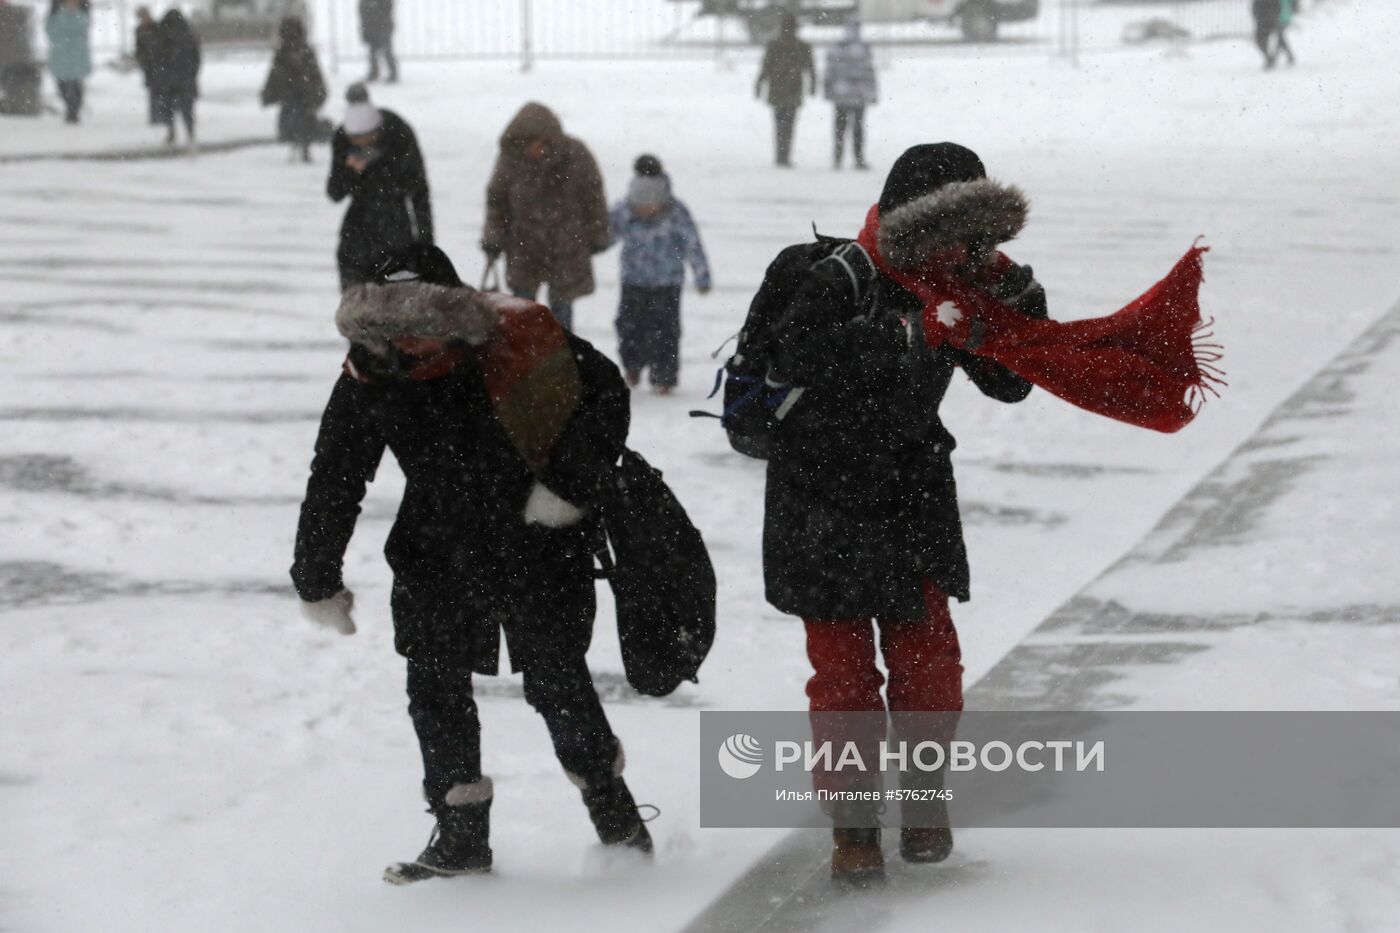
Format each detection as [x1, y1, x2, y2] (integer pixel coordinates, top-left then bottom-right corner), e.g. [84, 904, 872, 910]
[876, 178, 1029, 270]
[336, 281, 499, 356]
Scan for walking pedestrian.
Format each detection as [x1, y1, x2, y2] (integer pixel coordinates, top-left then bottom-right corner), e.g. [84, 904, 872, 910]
[152, 9, 200, 149]
[606, 154, 711, 394]
[326, 83, 433, 289]
[482, 102, 609, 332]
[133, 6, 159, 124]
[824, 18, 877, 170]
[754, 11, 815, 168]
[292, 243, 653, 883]
[44, 0, 90, 124]
[359, 0, 397, 83]
[261, 16, 327, 163]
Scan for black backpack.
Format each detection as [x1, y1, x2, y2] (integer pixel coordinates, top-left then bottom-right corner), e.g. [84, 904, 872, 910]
[595, 449, 716, 697]
[694, 233, 878, 459]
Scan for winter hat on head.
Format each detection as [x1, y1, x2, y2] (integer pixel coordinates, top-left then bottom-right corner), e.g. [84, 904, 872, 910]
[873, 143, 1029, 268]
[628, 174, 672, 209]
[343, 82, 383, 136]
[878, 143, 986, 214]
[634, 153, 664, 177]
[371, 243, 464, 288]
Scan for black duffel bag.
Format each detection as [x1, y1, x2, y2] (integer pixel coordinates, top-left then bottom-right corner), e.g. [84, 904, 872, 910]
[595, 449, 716, 696]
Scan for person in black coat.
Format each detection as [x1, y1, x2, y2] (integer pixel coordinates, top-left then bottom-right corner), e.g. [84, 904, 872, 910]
[327, 83, 432, 289]
[151, 9, 200, 147]
[291, 245, 653, 882]
[754, 11, 815, 167]
[359, 0, 397, 83]
[261, 16, 326, 162]
[133, 6, 159, 124]
[763, 142, 1047, 884]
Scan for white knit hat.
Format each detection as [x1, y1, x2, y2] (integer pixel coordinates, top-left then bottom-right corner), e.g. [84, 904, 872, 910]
[344, 101, 382, 136]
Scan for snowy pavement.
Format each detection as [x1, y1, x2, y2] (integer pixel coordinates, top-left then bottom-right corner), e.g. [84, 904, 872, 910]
[3, 1, 1400, 930]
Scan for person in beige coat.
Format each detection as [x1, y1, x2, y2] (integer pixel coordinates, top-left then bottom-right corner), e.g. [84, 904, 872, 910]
[482, 102, 609, 331]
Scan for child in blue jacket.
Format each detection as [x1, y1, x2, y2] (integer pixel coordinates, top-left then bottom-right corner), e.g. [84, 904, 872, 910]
[608, 154, 711, 394]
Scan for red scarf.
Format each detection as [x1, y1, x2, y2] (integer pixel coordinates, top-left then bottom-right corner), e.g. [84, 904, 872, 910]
[856, 205, 1224, 433]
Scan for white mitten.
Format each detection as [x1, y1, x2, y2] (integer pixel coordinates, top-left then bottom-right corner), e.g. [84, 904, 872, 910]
[301, 589, 357, 636]
[522, 482, 585, 528]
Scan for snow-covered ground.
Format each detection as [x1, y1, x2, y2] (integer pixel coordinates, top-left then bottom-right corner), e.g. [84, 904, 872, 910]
[3, 0, 1399, 929]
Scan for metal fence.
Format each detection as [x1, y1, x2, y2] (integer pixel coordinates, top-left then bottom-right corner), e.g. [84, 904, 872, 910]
[15, 0, 1331, 67]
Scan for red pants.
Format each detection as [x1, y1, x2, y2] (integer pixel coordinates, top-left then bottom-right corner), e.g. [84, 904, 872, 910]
[804, 579, 964, 795]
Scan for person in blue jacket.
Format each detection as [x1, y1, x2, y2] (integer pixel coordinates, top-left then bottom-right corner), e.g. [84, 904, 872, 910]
[606, 154, 711, 394]
[45, 0, 90, 124]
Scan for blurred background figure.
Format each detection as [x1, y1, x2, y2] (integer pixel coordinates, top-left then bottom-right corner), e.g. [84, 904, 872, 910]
[754, 11, 815, 168]
[133, 6, 158, 124]
[482, 102, 608, 332]
[359, 0, 397, 83]
[44, 0, 90, 124]
[824, 17, 877, 170]
[606, 153, 711, 395]
[0, 0, 43, 116]
[261, 16, 326, 163]
[153, 9, 201, 149]
[327, 83, 433, 289]
[1252, 0, 1297, 69]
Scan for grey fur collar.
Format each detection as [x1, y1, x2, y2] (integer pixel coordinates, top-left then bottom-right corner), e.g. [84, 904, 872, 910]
[336, 281, 499, 356]
[877, 178, 1029, 270]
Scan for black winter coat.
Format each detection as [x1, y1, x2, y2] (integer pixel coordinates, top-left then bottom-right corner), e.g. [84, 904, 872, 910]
[291, 336, 630, 674]
[359, 0, 394, 45]
[763, 255, 1045, 620]
[261, 40, 326, 110]
[327, 109, 433, 287]
[151, 20, 200, 100]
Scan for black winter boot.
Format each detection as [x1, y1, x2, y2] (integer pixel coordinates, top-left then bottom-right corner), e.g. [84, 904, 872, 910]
[578, 773, 653, 853]
[384, 779, 494, 884]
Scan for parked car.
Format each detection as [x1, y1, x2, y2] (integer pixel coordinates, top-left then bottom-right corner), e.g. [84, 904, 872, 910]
[691, 0, 1039, 43]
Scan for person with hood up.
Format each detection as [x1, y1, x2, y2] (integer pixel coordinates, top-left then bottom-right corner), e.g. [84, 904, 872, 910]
[44, 0, 90, 124]
[327, 83, 433, 289]
[754, 11, 815, 167]
[606, 154, 711, 394]
[261, 16, 327, 163]
[151, 9, 201, 149]
[291, 243, 654, 883]
[482, 102, 609, 332]
[824, 18, 877, 170]
[133, 6, 159, 124]
[763, 142, 1048, 886]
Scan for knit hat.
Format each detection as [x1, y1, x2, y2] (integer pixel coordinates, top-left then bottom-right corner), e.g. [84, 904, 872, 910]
[371, 243, 464, 288]
[343, 82, 383, 136]
[627, 174, 672, 209]
[634, 153, 664, 177]
[878, 143, 987, 215]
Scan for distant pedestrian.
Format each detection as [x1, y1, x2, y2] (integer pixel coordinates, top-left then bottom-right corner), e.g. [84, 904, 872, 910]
[606, 154, 711, 394]
[482, 102, 609, 332]
[44, 0, 90, 124]
[1252, 0, 1296, 69]
[359, 0, 397, 83]
[327, 83, 433, 289]
[133, 6, 159, 124]
[152, 9, 201, 149]
[754, 11, 815, 168]
[261, 16, 327, 163]
[824, 18, 877, 170]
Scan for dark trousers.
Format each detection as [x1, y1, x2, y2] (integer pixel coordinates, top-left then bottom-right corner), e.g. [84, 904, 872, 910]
[57, 79, 83, 123]
[367, 41, 398, 82]
[145, 87, 160, 125]
[833, 105, 866, 166]
[772, 104, 798, 166]
[159, 92, 195, 142]
[616, 284, 682, 388]
[406, 654, 619, 809]
[513, 286, 574, 332]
